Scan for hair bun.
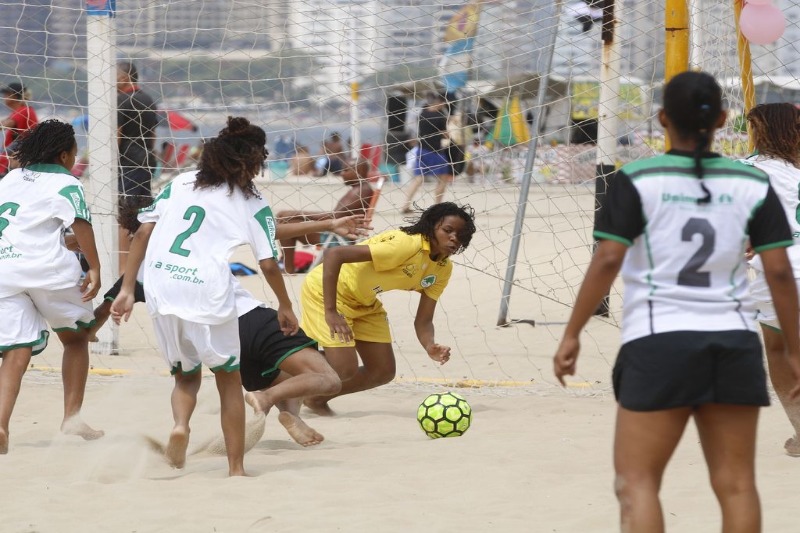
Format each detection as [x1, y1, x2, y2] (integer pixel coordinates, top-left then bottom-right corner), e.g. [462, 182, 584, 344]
[225, 116, 252, 136]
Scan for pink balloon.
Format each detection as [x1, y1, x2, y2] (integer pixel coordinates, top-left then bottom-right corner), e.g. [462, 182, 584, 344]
[740, 4, 786, 45]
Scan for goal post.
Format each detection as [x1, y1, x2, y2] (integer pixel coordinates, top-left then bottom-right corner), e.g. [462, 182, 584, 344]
[85, 0, 119, 355]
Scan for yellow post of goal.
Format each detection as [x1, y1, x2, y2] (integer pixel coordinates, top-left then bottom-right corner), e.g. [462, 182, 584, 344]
[734, 0, 755, 152]
[664, 0, 689, 151]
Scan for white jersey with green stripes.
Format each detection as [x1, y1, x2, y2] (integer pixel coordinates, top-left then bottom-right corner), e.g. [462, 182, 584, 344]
[138, 171, 278, 325]
[742, 156, 800, 277]
[0, 164, 91, 298]
[595, 153, 791, 344]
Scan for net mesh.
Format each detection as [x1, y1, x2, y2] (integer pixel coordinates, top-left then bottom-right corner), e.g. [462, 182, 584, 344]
[1, 0, 799, 393]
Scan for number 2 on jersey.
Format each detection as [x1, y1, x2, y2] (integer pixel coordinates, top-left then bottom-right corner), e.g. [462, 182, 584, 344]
[169, 206, 206, 257]
[677, 217, 715, 287]
[0, 202, 20, 238]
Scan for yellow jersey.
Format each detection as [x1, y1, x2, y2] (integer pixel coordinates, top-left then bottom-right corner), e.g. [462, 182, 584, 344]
[304, 229, 453, 307]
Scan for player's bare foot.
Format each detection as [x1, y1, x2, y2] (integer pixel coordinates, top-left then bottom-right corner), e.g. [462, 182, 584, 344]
[0, 428, 8, 454]
[245, 391, 274, 415]
[303, 397, 335, 417]
[166, 427, 190, 469]
[229, 467, 247, 477]
[61, 417, 105, 440]
[785, 435, 800, 457]
[278, 411, 324, 446]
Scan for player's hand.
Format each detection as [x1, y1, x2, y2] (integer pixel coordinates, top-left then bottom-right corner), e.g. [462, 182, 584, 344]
[744, 245, 755, 261]
[330, 215, 373, 240]
[325, 310, 353, 343]
[81, 268, 101, 301]
[426, 343, 451, 365]
[553, 336, 580, 387]
[278, 305, 299, 336]
[110, 291, 134, 324]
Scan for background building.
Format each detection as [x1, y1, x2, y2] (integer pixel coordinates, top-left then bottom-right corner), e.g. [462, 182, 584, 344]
[0, 0, 798, 107]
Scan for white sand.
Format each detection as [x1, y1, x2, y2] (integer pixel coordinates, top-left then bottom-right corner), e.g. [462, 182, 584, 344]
[4, 181, 799, 532]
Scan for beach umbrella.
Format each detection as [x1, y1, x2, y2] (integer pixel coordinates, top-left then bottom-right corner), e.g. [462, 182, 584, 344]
[486, 95, 530, 147]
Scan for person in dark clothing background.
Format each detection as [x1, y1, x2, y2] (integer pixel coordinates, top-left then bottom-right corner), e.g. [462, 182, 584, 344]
[116, 61, 157, 274]
[401, 92, 451, 213]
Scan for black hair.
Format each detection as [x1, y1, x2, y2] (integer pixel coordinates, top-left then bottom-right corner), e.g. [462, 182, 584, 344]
[11, 119, 76, 168]
[117, 195, 155, 235]
[118, 61, 139, 83]
[195, 116, 266, 198]
[400, 202, 476, 253]
[662, 71, 723, 205]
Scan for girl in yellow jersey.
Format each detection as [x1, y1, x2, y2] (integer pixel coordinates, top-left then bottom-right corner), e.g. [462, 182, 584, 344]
[300, 202, 476, 415]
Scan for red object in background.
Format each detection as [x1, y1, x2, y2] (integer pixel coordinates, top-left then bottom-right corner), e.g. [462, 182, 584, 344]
[293, 250, 315, 273]
[71, 158, 89, 178]
[165, 110, 197, 132]
[360, 143, 383, 180]
[360, 143, 381, 169]
[175, 144, 190, 166]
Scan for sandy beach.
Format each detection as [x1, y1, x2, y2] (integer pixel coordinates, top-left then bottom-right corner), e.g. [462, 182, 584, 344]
[4, 180, 799, 532]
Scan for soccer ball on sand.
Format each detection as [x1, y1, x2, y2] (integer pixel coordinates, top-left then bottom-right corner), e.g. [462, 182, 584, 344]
[417, 392, 472, 439]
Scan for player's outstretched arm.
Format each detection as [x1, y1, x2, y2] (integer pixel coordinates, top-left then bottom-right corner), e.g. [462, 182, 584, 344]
[273, 214, 372, 241]
[259, 258, 298, 335]
[554, 239, 626, 386]
[760, 247, 800, 399]
[71, 218, 101, 301]
[322, 245, 372, 343]
[415, 293, 450, 365]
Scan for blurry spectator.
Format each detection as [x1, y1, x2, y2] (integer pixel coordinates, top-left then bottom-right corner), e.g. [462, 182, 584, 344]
[274, 135, 295, 160]
[290, 145, 315, 176]
[464, 137, 490, 183]
[402, 92, 451, 213]
[314, 132, 347, 176]
[117, 61, 158, 201]
[117, 61, 157, 273]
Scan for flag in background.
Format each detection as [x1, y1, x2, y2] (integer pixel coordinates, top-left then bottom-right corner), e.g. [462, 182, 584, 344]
[439, 1, 482, 94]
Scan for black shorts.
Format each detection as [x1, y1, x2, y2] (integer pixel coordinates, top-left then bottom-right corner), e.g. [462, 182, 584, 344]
[103, 275, 146, 303]
[612, 330, 769, 411]
[239, 306, 318, 392]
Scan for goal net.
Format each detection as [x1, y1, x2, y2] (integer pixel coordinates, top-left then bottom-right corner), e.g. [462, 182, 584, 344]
[2, 0, 799, 393]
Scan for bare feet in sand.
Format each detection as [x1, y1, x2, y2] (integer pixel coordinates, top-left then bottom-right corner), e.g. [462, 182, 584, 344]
[785, 436, 800, 457]
[245, 391, 274, 415]
[166, 427, 190, 469]
[303, 397, 335, 417]
[279, 412, 324, 446]
[61, 417, 104, 440]
[0, 428, 8, 454]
